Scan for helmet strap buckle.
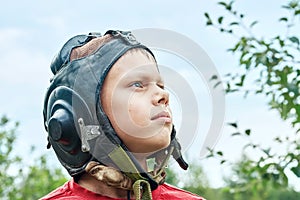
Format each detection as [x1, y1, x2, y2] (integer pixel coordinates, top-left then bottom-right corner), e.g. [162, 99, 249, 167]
[78, 118, 101, 152]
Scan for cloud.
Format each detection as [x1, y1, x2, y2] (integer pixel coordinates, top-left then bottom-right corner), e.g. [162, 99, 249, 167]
[36, 16, 68, 33]
[0, 28, 51, 84]
[0, 28, 25, 47]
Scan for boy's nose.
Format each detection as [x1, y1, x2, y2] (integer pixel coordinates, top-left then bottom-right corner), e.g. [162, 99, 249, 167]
[152, 88, 169, 106]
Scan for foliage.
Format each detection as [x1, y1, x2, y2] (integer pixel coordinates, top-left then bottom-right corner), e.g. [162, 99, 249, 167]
[0, 115, 22, 199]
[0, 115, 67, 200]
[165, 161, 222, 199]
[220, 154, 300, 200]
[204, 0, 300, 198]
[166, 159, 300, 199]
[17, 154, 68, 200]
[205, 0, 300, 127]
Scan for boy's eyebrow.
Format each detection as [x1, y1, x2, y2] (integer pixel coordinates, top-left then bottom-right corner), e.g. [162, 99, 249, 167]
[122, 71, 164, 83]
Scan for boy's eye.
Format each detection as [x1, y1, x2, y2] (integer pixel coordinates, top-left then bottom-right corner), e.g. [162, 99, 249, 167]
[131, 82, 143, 88]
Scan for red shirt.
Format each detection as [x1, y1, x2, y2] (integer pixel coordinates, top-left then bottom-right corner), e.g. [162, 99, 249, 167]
[40, 179, 205, 200]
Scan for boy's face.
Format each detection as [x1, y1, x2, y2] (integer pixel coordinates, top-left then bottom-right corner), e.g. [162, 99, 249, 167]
[101, 50, 172, 154]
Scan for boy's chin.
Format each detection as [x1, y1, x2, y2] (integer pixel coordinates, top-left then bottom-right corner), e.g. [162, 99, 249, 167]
[129, 140, 170, 155]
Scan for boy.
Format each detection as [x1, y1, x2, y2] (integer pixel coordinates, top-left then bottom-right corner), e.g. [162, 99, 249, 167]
[41, 30, 204, 200]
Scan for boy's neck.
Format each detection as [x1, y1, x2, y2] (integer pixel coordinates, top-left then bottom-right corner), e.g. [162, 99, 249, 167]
[132, 153, 148, 171]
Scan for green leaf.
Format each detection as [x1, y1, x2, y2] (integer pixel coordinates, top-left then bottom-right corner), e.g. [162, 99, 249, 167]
[289, 1, 299, 9]
[231, 132, 241, 136]
[218, 16, 224, 24]
[291, 165, 300, 177]
[220, 160, 226, 164]
[278, 39, 285, 47]
[250, 20, 258, 28]
[204, 12, 210, 20]
[213, 81, 222, 88]
[229, 22, 239, 26]
[228, 122, 238, 128]
[262, 148, 271, 156]
[274, 137, 282, 143]
[206, 20, 213, 26]
[282, 5, 289, 9]
[210, 74, 218, 80]
[295, 9, 300, 15]
[0, 116, 9, 125]
[289, 36, 300, 45]
[235, 74, 246, 86]
[218, 2, 227, 8]
[279, 17, 288, 22]
[245, 129, 251, 136]
[218, 1, 233, 11]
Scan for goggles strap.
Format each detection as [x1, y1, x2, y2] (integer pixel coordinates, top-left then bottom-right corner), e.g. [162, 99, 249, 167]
[133, 179, 152, 200]
[109, 146, 146, 180]
[151, 146, 175, 184]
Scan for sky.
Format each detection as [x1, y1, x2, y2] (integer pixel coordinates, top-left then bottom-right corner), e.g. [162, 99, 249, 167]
[1, 0, 299, 189]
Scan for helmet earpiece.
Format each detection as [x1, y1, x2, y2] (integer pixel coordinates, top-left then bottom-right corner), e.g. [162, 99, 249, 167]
[48, 108, 74, 142]
[46, 86, 93, 174]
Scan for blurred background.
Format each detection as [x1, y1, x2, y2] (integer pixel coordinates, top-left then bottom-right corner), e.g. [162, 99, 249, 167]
[1, 0, 300, 199]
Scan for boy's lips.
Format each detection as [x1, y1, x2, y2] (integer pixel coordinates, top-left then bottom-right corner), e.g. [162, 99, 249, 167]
[151, 111, 171, 122]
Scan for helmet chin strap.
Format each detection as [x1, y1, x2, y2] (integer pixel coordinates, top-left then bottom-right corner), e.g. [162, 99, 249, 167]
[150, 146, 174, 184]
[84, 143, 175, 200]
